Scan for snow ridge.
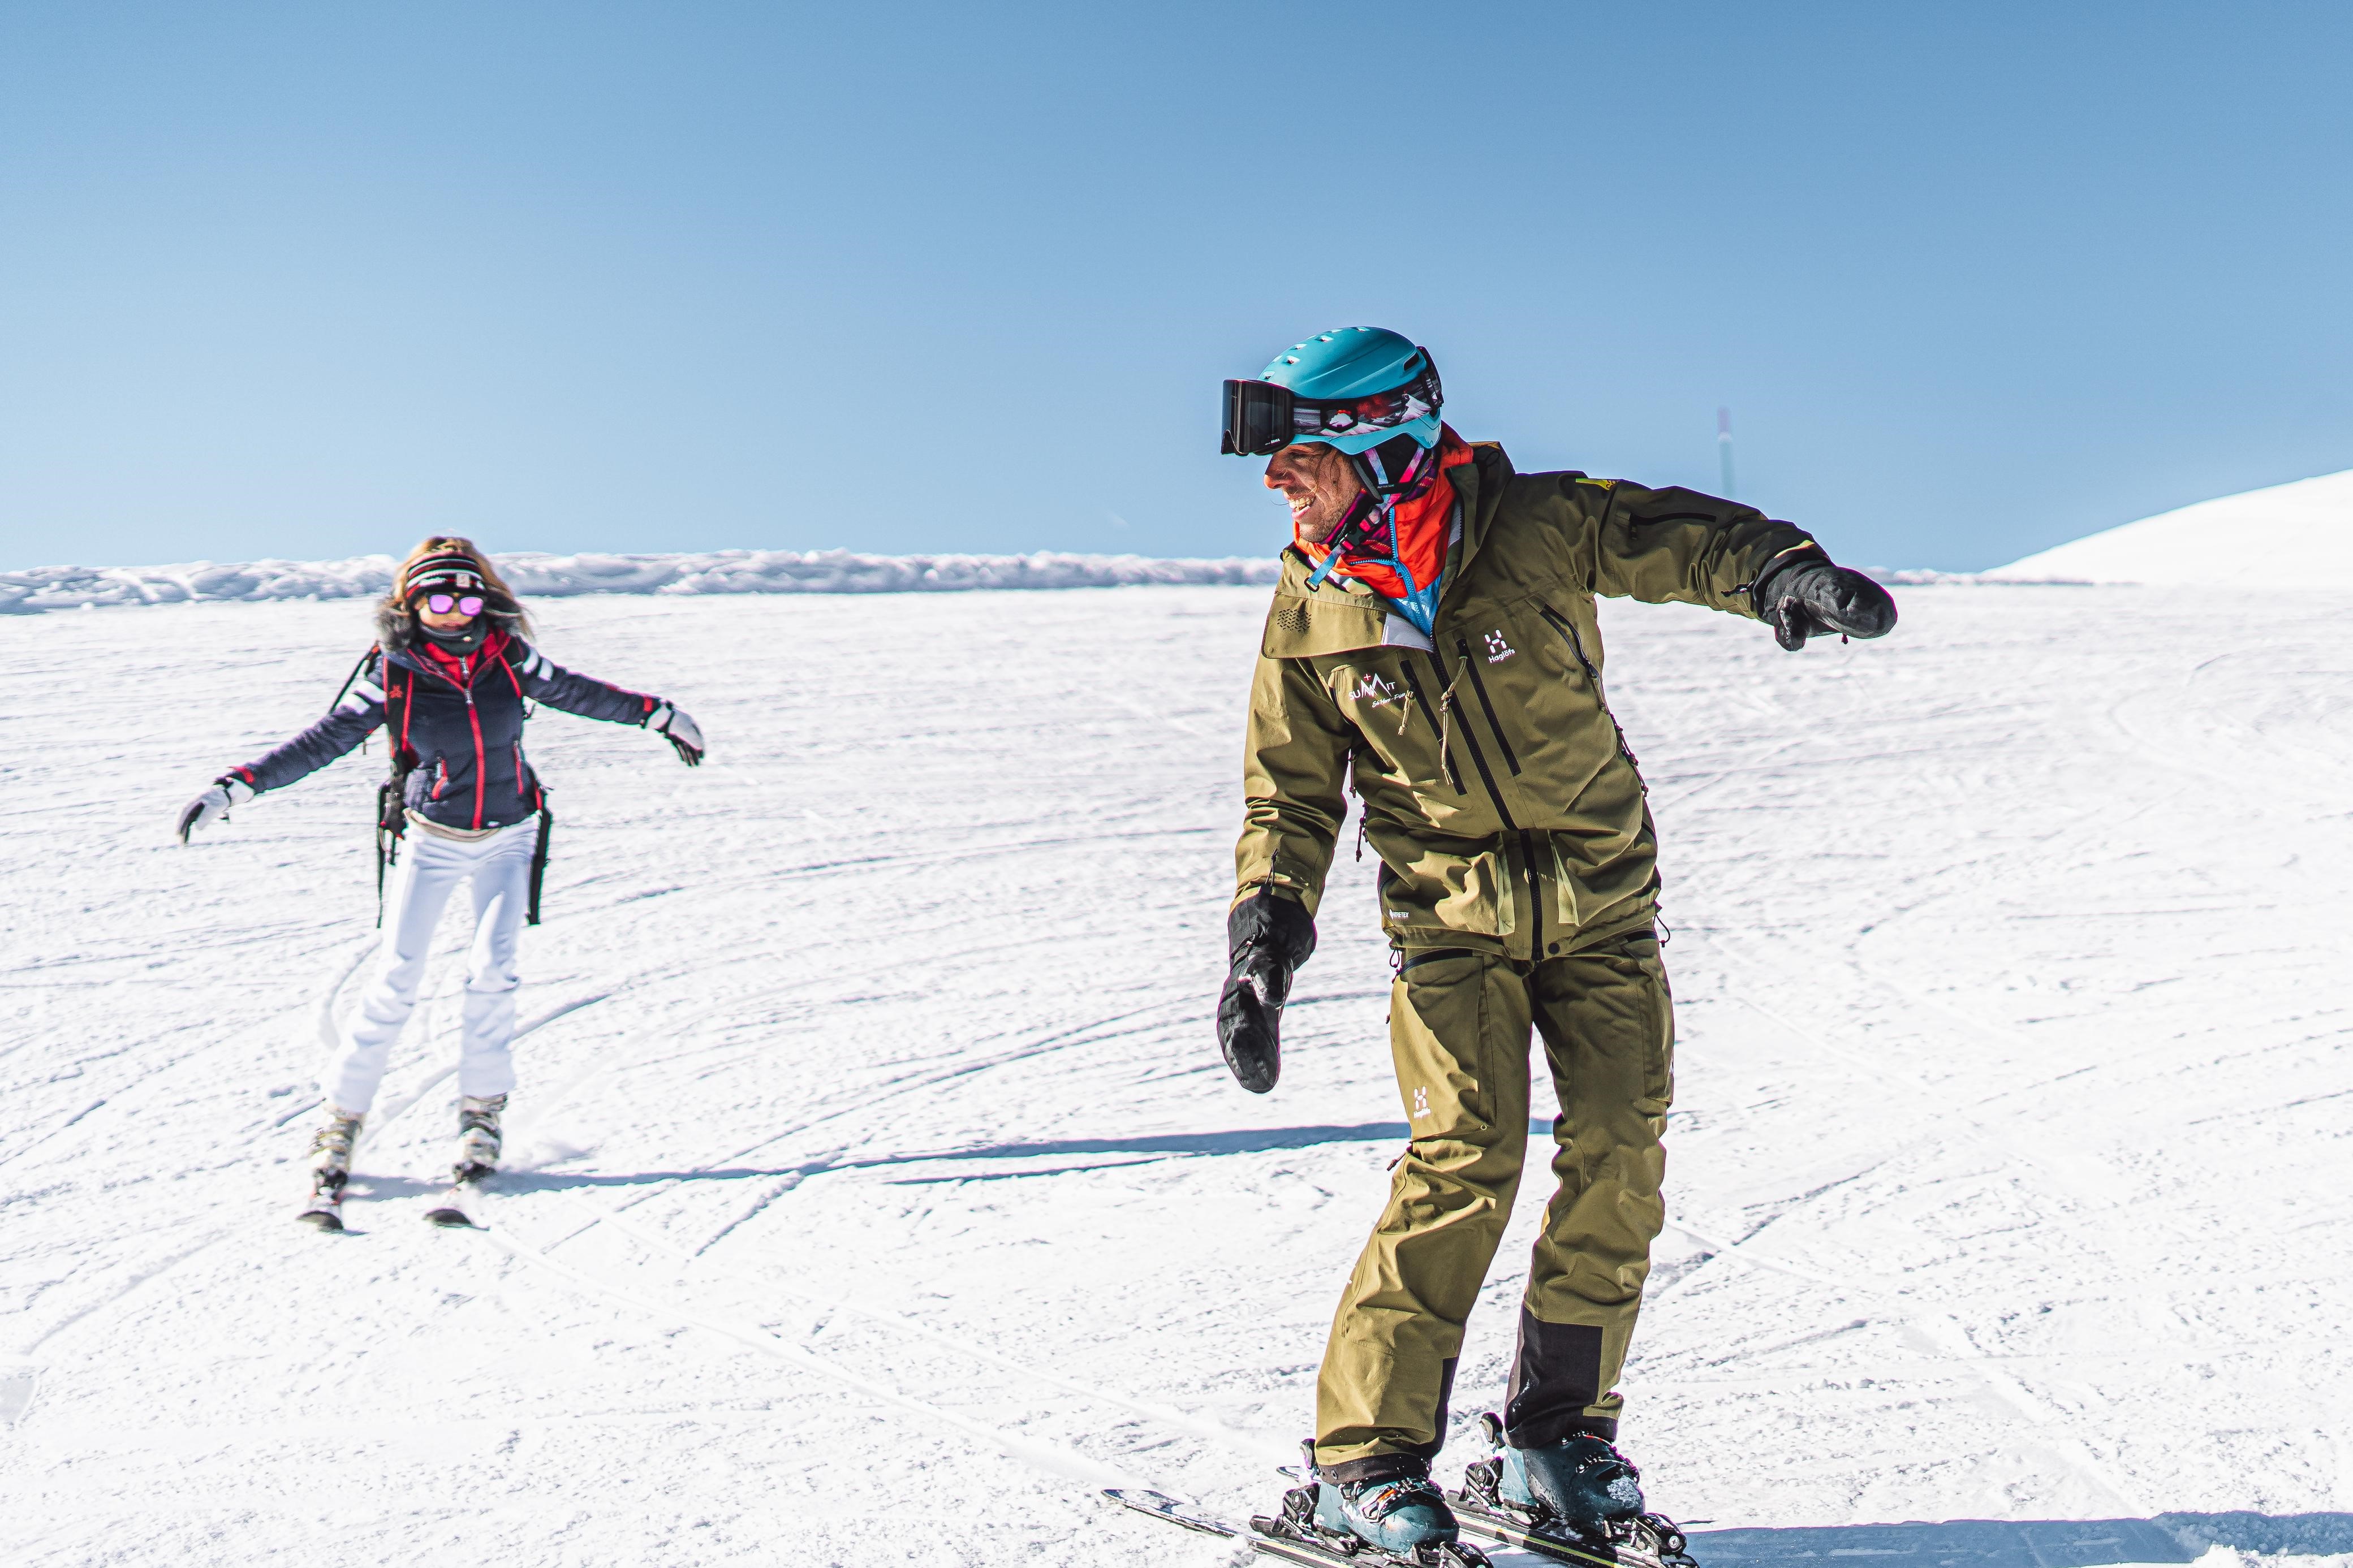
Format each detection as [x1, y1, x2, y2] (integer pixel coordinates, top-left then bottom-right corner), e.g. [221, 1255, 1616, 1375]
[1988, 465, 2353, 586]
[0, 548, 1281, 614]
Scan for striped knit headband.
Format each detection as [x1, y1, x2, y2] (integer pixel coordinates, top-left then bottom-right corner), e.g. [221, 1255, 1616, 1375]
[405, 554, 489, 599]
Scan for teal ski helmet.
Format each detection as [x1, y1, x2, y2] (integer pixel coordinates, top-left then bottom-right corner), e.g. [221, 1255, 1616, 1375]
[1222, 326, 1442, 457]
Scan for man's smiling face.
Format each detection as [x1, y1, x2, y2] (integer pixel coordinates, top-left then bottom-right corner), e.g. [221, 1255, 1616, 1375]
[1264, 442, 1363, 546]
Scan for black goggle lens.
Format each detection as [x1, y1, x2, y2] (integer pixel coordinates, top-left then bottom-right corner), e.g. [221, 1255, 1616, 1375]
[1221, 379, 1297, 456]
[1222, 361, 1442, 457]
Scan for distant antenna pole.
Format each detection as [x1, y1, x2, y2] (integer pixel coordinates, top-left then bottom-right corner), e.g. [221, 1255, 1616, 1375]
[1717, 407, 1735, 496]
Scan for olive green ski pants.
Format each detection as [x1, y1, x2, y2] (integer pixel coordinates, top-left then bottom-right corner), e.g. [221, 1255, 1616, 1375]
[1314, 932, 1673, 1479]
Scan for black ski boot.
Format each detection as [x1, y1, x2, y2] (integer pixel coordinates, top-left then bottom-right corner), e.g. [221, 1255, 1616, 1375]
[1454, 1414, 1696, 1568]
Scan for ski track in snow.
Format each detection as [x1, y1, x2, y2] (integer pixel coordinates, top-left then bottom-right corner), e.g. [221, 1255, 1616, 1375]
[1, 585, 2348, 1566]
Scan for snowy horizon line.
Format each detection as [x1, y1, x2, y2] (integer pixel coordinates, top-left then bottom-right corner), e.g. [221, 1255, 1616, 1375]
[0, 546, 2059, 615]
[0, 547, 1283, 615]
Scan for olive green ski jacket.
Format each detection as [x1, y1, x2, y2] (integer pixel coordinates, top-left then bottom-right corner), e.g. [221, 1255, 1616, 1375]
[1234, 442, 1818, 962]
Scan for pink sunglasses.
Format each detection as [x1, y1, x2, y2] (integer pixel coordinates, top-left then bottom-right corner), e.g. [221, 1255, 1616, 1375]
[422, 593, 485, 616]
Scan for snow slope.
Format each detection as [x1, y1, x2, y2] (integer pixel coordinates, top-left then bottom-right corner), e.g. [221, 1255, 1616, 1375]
[1989, 468, 2353, 585]
[3, 584, 2350, 1568]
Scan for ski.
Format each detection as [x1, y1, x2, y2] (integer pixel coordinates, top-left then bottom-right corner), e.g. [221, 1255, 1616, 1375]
[296, 1169, 350, 1232]
[1102, 1488, 1238, 1540]
[1107, 1484, 1492, 1568]
[1449, 1499, 1695, 1568]
[424, 1161, 492, 1228]
[295, 1191, 347, 1232]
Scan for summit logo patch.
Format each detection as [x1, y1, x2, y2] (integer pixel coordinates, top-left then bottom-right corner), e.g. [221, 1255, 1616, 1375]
[1351, 671, 1406, 710]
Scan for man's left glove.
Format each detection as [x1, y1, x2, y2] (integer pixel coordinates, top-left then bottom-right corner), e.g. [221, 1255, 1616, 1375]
[1217, 889, 1317, 1094]
[1753, 555, 1898, 651]
[647, 702, 705, 766]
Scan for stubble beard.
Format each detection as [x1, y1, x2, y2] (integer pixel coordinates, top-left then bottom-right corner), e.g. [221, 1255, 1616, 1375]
[1289, 458, 1361, 546]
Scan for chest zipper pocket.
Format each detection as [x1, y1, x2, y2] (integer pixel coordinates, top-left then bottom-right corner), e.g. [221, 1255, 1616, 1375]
[1451, 637, 1522, 776]
[1537, 603, 1642, 774]
[1398, 662, 1464, 794]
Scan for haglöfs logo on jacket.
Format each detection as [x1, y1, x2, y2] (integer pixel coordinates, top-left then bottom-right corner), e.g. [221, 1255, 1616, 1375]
[1483, 630, 1516, 663]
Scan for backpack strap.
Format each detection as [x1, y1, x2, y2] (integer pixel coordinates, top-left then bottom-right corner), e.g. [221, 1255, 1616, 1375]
[374, 651, 421, 927]
[387, 659, 417, 766]
[326, 645, 378, 715]
[526, 802, 554, 927]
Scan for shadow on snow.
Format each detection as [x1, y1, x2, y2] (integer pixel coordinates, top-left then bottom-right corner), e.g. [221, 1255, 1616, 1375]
[1687, 1512, 2353, 1568]
[352, 1120, 1539, 1197]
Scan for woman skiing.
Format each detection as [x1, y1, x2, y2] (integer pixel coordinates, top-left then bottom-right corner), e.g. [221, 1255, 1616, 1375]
[176, 537, 705, 1230]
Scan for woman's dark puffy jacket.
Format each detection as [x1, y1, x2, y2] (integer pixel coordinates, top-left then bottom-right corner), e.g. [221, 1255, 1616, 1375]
[226, 614, 660, 832]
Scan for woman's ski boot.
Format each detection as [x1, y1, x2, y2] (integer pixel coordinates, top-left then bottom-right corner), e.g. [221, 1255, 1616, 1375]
[1253, 1444, 1490, 1567]
[455, 1093, 506, 1178]
[1454, 1414, 1697, 1568]
[296, 1108, 365, 1232]
[425, 1095, 507, 1228]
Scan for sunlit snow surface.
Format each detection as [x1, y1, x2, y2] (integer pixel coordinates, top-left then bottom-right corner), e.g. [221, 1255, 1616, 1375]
[3, 585, 2350, 1567]
[1988, 467, 2353, 586]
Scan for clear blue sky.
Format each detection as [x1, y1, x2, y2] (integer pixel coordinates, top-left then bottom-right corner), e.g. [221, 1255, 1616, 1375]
[4, 2, 2348, 572]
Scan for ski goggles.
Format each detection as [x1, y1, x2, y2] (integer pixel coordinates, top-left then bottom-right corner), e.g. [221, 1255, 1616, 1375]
[421, 593, 486, 616]
[1219, 364, 1443, 456]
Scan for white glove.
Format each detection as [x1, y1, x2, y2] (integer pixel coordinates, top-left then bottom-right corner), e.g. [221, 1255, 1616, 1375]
[177, 778, 255, 843]
[648, 703, 704, 767]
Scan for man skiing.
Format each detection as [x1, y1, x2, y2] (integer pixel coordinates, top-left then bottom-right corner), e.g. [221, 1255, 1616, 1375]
[1214, 327, 1895, 1563]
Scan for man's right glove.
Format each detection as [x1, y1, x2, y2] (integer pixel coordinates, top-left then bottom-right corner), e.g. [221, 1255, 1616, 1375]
[1752, 554, 1898, 651]
[1217, 889, 1317, 1094]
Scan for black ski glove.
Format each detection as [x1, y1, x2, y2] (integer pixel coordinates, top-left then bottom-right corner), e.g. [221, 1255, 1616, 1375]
[1217, 889, 1317, 1094]
[1752, 555, 1898, 651]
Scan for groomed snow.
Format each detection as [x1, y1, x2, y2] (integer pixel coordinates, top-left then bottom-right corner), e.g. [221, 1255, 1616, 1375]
[1988, 468, 2353, 585]
[0, 549, 1278, 615]
[3, 584, 2350, 1568]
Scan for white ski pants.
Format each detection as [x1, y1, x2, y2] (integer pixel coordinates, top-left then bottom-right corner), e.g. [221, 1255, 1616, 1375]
[322, 818, 537, 1115]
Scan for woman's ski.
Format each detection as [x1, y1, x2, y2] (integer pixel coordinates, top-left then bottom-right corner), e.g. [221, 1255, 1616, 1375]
[424, 1163, 491, 1228]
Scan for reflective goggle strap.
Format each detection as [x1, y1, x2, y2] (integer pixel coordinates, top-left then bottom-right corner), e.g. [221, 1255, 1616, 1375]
[1353, 442, 1432, 498]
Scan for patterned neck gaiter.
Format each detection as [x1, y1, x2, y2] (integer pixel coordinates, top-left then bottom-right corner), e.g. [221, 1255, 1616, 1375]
[1299, 426, 1474, 636]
